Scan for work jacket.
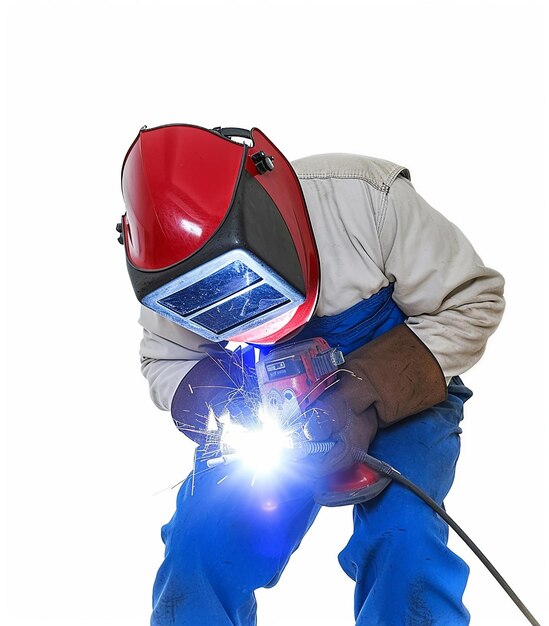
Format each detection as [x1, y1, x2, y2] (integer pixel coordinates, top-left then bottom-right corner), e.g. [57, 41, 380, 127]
[138, 153, 505, 410]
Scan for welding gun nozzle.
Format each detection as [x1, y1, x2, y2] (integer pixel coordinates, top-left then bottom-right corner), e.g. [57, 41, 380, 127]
[206, 454, 239, 468]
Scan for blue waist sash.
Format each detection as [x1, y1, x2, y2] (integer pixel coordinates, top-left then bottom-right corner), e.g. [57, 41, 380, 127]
[292, 284, 406, 355]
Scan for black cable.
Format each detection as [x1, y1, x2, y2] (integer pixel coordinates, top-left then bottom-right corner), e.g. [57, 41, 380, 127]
[355, 452, 541, 626]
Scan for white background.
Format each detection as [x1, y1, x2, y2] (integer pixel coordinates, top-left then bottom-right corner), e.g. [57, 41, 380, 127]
[3, 1, 548, 625]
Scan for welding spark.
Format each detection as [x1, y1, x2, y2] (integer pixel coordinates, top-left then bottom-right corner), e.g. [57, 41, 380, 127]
[176, 343, 317, 489]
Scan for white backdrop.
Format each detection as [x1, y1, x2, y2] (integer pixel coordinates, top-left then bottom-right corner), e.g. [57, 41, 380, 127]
[3, 1, 548, 625]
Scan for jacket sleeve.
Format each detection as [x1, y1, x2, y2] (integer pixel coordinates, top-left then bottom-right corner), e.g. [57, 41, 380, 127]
[138, 306, 222, 410]
[379, 176, 505, 380]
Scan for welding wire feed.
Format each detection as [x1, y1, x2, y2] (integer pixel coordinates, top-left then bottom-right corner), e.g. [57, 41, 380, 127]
[299, 441, 334, 454]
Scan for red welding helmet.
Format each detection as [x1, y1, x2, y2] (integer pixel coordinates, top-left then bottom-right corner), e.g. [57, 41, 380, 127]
[119, 124, 320, 344]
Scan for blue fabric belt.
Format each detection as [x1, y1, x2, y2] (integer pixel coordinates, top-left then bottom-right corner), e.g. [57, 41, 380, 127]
[292, 283, 406, 355]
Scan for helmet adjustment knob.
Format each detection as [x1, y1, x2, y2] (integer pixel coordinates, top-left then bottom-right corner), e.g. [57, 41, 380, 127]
[116, 222, 124, 245]
[251, 151, 275, 175]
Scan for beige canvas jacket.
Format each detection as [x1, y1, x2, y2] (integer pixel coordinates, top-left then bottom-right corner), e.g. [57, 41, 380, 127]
[138, 153, 505, 410]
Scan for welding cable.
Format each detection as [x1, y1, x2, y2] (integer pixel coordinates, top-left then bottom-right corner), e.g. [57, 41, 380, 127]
[351, 450, 541, 626]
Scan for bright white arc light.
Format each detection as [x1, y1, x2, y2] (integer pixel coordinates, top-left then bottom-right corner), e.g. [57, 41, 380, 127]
[221, 412, 292, 473]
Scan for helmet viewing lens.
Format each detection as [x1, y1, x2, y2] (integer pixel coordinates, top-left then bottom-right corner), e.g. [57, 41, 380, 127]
[142, 250, 305, 341]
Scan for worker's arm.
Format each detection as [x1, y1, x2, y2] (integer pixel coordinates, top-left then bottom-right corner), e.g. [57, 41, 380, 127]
[305, 175, 504, 473]
[336, 175, 505, 427]
[138, 306, 223, 410]
[139, 306, 251, 443]
[380, 176, 505, 381]
[334, 174, 505, 428]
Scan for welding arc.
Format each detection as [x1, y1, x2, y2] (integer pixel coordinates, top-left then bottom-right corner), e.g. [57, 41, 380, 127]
[354, 451, 541, 626]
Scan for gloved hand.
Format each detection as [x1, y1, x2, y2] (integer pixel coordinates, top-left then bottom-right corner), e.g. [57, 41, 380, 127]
[170, 346, 259, 446]
[301, 324, 447, 476]
[336, 324, 447, 426]
[301, 386, 379, 477]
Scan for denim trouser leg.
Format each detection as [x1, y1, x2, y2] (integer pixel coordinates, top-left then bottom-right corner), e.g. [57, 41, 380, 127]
[338, 378, 472, 626]
[151, 460, 321, 625]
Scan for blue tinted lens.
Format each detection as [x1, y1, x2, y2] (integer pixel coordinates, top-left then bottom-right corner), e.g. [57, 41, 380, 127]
[158, 261, 262, 316]
[192, 283, 290, 334]
[143, 250, 306, 341]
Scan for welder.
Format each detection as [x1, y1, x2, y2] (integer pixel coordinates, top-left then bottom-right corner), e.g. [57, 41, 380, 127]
[118, 124, 505, 625]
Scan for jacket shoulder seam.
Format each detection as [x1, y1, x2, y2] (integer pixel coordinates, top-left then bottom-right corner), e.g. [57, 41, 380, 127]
[297, 165, 408, 194]
[297, 173, 386, 192]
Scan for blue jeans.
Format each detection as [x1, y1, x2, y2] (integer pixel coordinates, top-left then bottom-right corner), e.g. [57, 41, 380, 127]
[151, 378, 472, 626]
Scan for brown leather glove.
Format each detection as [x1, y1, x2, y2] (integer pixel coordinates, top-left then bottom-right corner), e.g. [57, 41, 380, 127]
[301, 324, 447, 476]
[338, 324, 447, 427]
[171, 347, 258, 445]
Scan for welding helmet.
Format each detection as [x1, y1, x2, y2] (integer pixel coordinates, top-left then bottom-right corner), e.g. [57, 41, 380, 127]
[118, 124, 320, 344]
